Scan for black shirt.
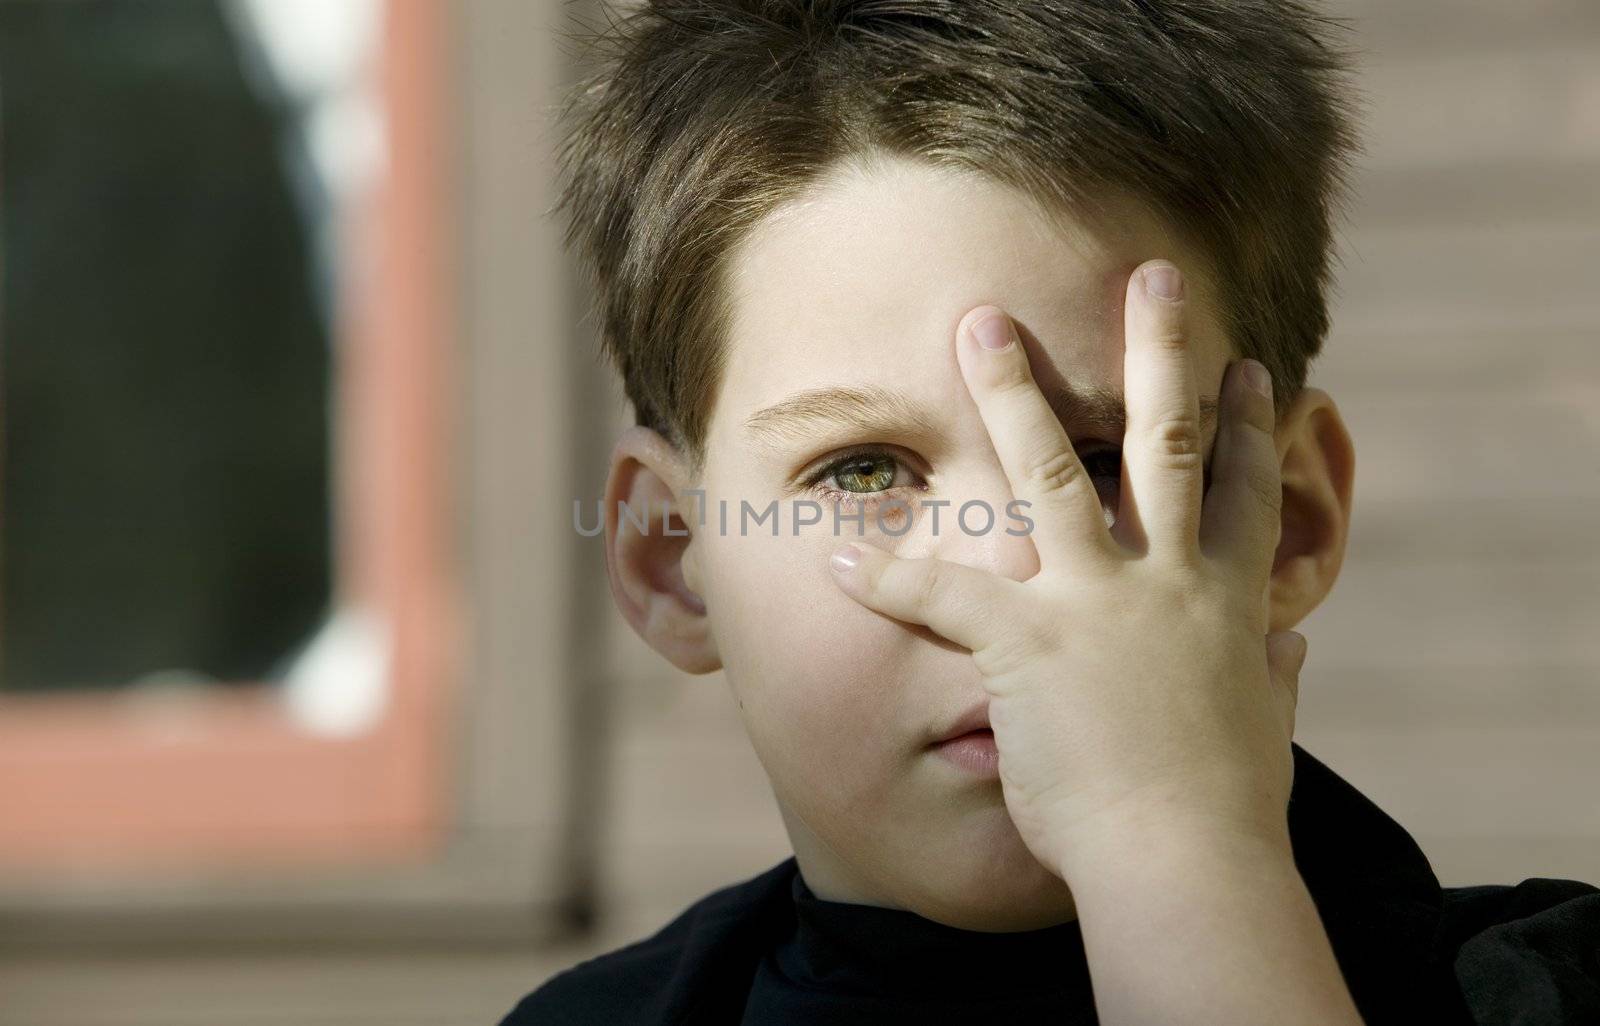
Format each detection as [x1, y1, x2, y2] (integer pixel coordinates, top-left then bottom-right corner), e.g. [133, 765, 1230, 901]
[500, 743, 1600, 1025]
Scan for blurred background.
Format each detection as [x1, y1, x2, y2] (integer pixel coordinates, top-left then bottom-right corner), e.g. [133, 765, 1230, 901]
[0, 0, 1595, 1023]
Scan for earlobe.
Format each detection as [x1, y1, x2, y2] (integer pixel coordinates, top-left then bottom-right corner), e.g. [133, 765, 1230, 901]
[1265, 387, 1355, 632]
[604, 426, 721, 674]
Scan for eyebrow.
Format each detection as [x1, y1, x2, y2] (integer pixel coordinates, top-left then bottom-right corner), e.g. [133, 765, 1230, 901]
[744, 382, 1220, 455]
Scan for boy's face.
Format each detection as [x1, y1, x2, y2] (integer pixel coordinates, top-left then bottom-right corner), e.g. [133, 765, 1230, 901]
[631, 152, 1288, 930]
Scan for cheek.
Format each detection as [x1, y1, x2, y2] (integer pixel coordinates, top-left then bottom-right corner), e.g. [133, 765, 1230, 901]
[701, 531, 912, 790]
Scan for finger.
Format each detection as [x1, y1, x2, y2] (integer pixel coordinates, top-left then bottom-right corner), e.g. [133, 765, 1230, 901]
[1200, 357, 1283, 585]
[954, 305, 1119, 568]
[1266, 630, 1307, 736]
[1120, 260, 1204, 561]
[829, 541, 1022, 653]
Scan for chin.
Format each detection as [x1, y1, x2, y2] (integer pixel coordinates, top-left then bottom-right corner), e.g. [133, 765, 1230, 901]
[918, 864, 1077, 932]
[908, 817, 1078, 931]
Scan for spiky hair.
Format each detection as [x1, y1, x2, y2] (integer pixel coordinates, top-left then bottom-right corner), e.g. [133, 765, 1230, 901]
[554, 0, 1366, 463]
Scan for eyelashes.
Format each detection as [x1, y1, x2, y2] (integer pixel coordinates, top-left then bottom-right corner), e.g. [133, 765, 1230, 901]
[800, 444, 1123, 511]
[802, 445, 927, 510]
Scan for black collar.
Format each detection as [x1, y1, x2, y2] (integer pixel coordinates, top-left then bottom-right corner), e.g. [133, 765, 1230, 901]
[780, 864, 1094, 1004]
[678, 743, 1477, 1025]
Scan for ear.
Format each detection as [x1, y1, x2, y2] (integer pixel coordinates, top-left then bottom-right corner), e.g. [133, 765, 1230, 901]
[1266, 386, 1355, 632]
[604, 426, 721, 674]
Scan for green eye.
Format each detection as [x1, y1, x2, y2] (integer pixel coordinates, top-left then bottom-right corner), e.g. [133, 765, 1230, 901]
[832, 453, 898, 493]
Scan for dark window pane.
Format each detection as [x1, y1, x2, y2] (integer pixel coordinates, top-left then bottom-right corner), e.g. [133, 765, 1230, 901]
[0, 0, 333, 692]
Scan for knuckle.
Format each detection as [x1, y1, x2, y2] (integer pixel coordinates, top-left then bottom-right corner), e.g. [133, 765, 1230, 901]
[973, 642, 1023, 678]
[1243, 459, 1283, 516]
[979, 616, 1053, 676]
[1214, 579, 1263, 626]
[1152, 565, 1218, 624]
[984, 357, 1036, 396]
[912, 559, 944, 611]
[1014, 615, 1059, 659]
[1026, 447, 1087, 495]
[1147, 322, 1188, 351]
[1147, 415, 1204, 466]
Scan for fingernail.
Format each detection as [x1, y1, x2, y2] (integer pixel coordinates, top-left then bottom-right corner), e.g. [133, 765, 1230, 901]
[830, 544, 861, 573]
[1243, 359, 1272, 398]
[971, 313, 1015, 351]
[1143, 263, 1183, 302]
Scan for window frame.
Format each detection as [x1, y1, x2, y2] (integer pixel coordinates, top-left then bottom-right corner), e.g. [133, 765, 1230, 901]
[0, 0, 595, 946]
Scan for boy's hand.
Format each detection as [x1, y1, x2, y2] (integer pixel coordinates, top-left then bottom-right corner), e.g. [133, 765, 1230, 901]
[827, 259, 1306, 883]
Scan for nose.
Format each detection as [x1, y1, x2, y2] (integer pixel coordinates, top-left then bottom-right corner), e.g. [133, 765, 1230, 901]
[924, 462, 1042, 583]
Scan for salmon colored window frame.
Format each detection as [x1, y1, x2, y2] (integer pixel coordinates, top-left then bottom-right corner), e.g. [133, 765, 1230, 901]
[0, 0, 462, 872]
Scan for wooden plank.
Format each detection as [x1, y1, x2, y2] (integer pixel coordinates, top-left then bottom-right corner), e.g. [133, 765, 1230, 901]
[1321, 326, 1600, 390]
[1346, 501, 1600, 564]
[1299, 661, 1600, 729]
[1330, 223, 1600, 335]
[1302, 560, 1600, 668]
[1353, 46, 1600, 170]
[1350, 161, 1600, 228]
[1327, 0, 1600, 56]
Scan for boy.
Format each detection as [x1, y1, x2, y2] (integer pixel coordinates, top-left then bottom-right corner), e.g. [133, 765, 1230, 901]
[503, 1, 1600, 1022]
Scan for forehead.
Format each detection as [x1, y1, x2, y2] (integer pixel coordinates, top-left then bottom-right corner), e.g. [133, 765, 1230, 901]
[712, 152, 1226, 451]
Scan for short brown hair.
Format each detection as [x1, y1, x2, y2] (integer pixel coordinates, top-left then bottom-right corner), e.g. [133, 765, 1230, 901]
[554, 0, 1365, 466]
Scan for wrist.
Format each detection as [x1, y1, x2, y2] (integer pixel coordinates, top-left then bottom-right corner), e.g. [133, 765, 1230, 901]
[1054, 809, 1361, 1026]
[1060, 824, 1302, 933]
[1053, 798, 1294, 889]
